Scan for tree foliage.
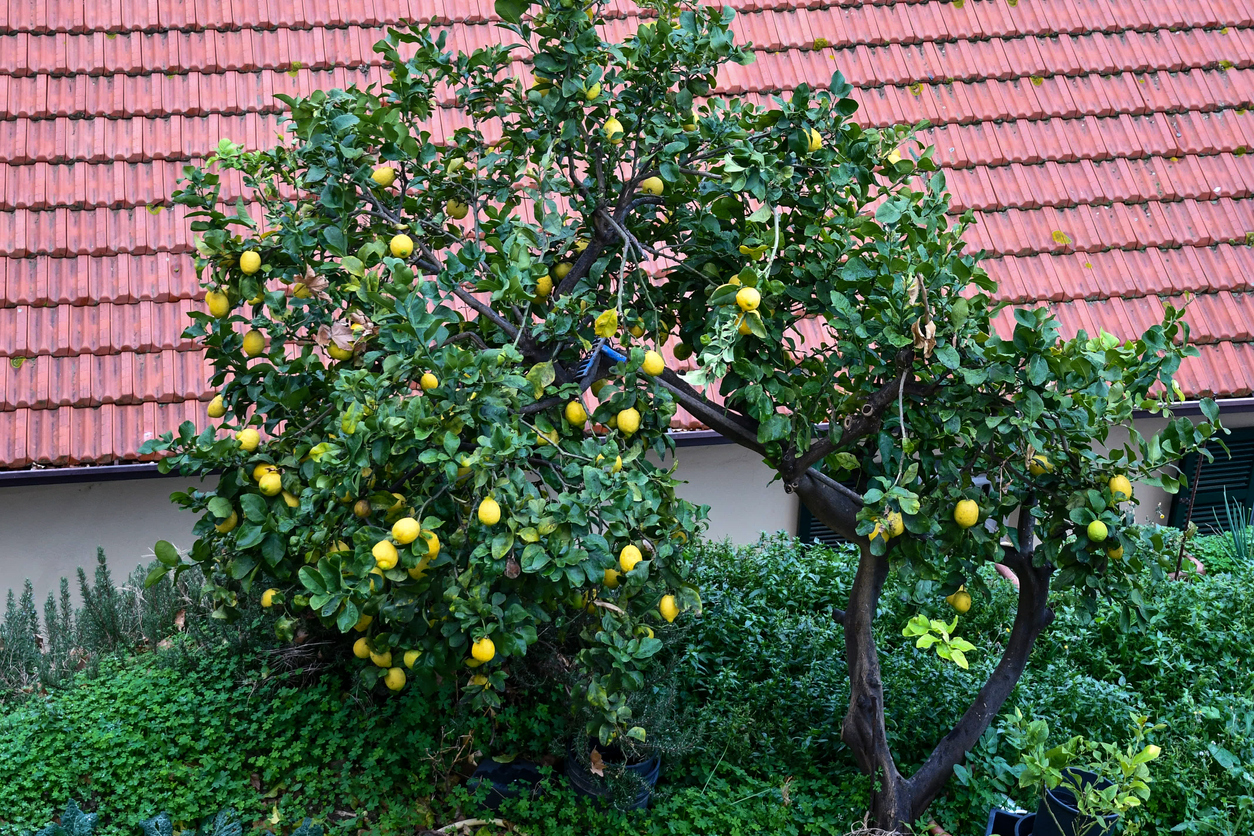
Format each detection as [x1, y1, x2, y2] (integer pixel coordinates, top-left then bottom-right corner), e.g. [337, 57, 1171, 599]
[144, 0, 1219, 822]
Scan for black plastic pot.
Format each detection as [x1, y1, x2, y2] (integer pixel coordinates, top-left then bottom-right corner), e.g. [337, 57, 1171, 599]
[1015, 813, 1035, 836]
[984, 808, 1028, 836]
[1034, 769, 1118, 836]
[564, 743, 661, 810]
[467, 759, 546, 811]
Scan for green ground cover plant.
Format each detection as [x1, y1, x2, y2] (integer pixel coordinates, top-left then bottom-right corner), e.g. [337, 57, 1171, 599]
[3, 532, 1248, 835]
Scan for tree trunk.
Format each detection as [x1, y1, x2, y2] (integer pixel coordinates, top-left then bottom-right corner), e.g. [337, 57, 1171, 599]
[794, 477, 1054, 832]
[843, 541, 914, 829]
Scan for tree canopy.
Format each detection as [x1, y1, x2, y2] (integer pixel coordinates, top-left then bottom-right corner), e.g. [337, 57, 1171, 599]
[145, 0, 1220, 828]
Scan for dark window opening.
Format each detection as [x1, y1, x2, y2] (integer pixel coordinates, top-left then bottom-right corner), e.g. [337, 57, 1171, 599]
[1170, 428, 1254, 532]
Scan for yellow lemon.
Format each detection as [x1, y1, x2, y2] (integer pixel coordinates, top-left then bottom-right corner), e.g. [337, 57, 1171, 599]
[214, 510, 238, 533]
[390, 234, 414, 258]
[384, 666, 406, 691]
[536, 273, 554, 298]
[584, 82, 601, 100]
[206, 290, 231, 317]
[419, 530, 440, 559]
[471, 636, 496, 663]
[1087, 520, 1108, 542]
[372, 166, 396, 187]
[1109, 475, 1133, 503]
[258, 472, 282, 496]
[353, 498, 372, 518]
[603, 568, 621, 588]
[354, 614, 373, 631]
[659, 594, 679, 623]
[392, 517, 421, 545]
[239, 250, 262, 274]
[370, 649, 393, 668]
[207, 394, 227, 418]
[470, 674, 489, 688]
[616, 407, 641, 435]
[887, 149, 903, 165]
[242, 329, 266, 357]
[574, 237, 590, 253]
[639, 176, 664, 196]
[328, 343, 353, 361]
[954, 499, 979, 529]
[603, 116, 624, 144]
[446, 199, 469, 219]
[478, 497, 501, 526]
[551, 261, 573, 280]
[372, 540, 399, 570]
[353, 637, 371, 659]
[950, 590, 972, 613]
[590, 379, 608, 397]
[1029, 454, 1053, 476]
[236, 428, 261, 451]
[261, 588, 279, 608]
[329, 540, 351, 555]
[565, 400, 588, 426]
[403, 649, 421, 669]
[281, 490, 300, 508]
[407, 558, 430, 580]
[420, 372, 439, 390]
[735, 287, 761, 312]
[537, 428, 559, 447]
[806, 128, 822, 153]
[885, 510, 905, 538]
[636, 625, 655, 639]
[619, 544, 643, 573]
[368, 567, 385, 592]
[252, 462, 277, 482]
[641, 351, 665, 377]
[1107, 544, 1124, 560]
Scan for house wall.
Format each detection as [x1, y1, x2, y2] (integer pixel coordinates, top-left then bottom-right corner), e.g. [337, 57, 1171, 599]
[3, 405, 1246, 605]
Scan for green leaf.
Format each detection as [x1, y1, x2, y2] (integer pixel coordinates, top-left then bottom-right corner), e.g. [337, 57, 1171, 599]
[144, 563, 171, 588]
[235, 523, 266, 550]
[324, 226, 347, 255]
[299, 566, 327, 595]
[758, 413, 790, 443]
[208, 497, 233, 519]
[875, 198, 905, 225]
[933, 344, 960, 370]
[154, 540, 180, 567]
[495, 0, 529, 24]
[240, 493, 268, 523]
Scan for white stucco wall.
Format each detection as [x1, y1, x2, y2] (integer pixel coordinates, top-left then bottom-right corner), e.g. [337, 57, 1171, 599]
[0, 475, 216, 606]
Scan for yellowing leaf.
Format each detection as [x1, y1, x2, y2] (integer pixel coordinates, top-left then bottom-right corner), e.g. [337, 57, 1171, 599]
[737, 243, 768, 260]
[1051, 230, 1072, 247]
[594, 309, 618, 338]
[589, 748, 605, 777]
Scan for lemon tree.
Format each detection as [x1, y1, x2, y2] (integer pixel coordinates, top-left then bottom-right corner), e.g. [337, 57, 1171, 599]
[142, 0, 1219, 828]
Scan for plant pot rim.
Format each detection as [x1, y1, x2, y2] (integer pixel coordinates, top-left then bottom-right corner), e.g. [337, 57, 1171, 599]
[1044, 768, 1118, 820]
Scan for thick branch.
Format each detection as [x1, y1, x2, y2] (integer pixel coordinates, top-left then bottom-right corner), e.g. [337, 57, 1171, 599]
[449, 285, 519, 342]
[906, 501, 1054, 819]
[843, 542, 912, 828]
[654, 368, 764, 456]
[794, 350, 916, 474]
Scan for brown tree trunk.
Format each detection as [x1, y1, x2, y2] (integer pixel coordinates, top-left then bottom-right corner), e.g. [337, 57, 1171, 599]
[843, 541, 914, 830]
[795, 475, 1054, 832]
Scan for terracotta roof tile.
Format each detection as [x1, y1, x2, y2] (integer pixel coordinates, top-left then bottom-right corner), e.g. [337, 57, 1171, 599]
[2, 0, 1253, 467]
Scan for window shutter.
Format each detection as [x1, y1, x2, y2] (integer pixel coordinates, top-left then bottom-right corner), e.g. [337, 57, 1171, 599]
[797, 502, 846, 546]
[1170, 429, 1254, 532]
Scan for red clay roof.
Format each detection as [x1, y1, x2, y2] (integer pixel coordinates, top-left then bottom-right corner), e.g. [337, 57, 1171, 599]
[2, 0, 1253, 468]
